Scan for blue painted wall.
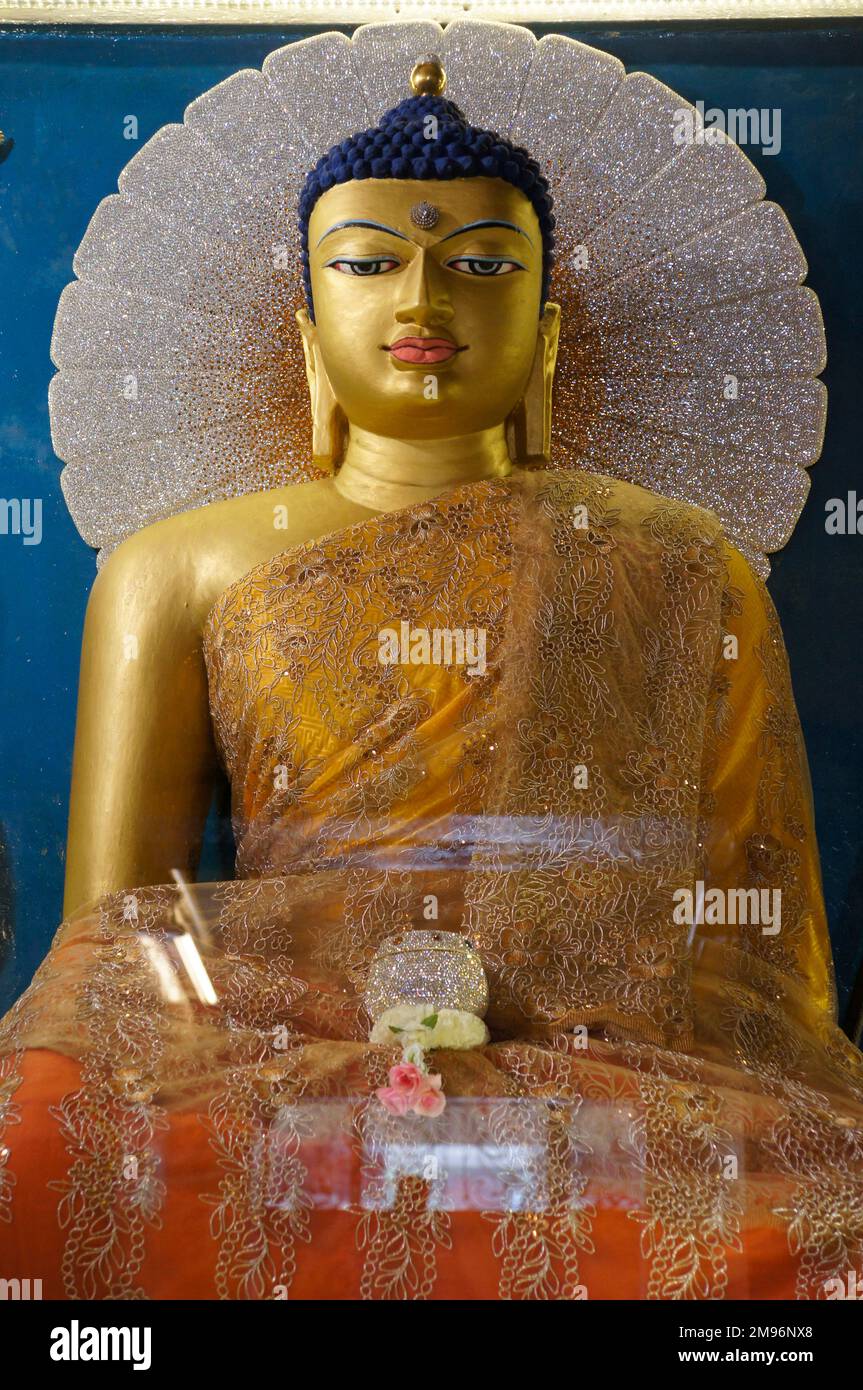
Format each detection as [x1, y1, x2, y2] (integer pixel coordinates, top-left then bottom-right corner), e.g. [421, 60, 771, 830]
[1, 20, 861, 1025]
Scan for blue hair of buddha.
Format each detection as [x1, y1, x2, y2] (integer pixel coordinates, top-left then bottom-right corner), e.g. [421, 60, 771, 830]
[298, 94, 555, 321]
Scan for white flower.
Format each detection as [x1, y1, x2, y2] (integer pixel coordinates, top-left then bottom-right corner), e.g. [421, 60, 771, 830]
[370, 1002, 489, 1050]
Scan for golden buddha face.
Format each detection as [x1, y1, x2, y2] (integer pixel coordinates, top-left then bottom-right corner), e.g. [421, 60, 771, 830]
[301, 177, 551, 441]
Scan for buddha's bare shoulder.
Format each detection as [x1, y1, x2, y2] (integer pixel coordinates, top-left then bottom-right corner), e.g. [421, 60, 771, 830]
[91, 478, 348, 631]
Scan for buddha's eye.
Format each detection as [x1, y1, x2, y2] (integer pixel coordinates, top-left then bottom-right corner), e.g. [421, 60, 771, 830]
[324, 256, 400, 276]
[445, 257, 524, 277]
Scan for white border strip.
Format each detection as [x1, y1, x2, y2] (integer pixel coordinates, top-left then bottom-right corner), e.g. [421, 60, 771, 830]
[1, 1, 862, 26]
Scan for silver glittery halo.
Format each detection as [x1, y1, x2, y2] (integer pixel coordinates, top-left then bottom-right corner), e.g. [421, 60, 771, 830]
[50, 18, 826, 576]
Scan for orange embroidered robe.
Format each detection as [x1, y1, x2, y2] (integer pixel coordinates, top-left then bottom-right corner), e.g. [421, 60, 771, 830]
[1, 469, 861, 1300]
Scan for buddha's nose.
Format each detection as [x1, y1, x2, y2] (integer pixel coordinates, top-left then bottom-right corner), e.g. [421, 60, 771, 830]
[394, 249, 454, 328]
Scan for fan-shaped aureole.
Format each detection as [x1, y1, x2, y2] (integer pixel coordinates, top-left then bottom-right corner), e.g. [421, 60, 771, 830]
[50, 19, 827, 575]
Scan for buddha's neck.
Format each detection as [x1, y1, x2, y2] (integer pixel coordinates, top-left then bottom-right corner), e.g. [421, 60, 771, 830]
[333, 424, 513, 512]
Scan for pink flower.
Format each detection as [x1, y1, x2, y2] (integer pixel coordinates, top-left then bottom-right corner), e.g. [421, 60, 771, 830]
[376, 1086, 412, 1116]
[376, 1061, 447, 1117]
[413, 1081, 446, 1117]
[387, 1062, 425, 1104]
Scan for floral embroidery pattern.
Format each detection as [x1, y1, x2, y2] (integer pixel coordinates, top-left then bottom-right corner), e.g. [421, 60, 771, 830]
[0, 470, 860, 1300]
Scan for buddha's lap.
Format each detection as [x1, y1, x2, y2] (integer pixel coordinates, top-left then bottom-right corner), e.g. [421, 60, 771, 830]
[0, 1046, 811, 1299]
[3, 883, 863, 1298]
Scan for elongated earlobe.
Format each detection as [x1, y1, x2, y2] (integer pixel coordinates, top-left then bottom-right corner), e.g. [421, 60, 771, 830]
[506, 303, 561, 464]
[296, 309, 348, 472]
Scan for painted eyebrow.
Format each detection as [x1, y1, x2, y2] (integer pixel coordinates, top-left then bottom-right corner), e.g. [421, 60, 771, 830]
[316, 219, 411, 247]
[439, 219, 534, 246]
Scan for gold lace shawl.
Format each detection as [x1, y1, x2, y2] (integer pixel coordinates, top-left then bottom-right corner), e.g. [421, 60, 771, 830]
[198, 468, 834, 1044]
[3, 468, 861, 1301]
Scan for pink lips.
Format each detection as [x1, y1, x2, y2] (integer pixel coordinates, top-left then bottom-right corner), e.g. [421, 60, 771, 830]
[387, 336, 461, 364]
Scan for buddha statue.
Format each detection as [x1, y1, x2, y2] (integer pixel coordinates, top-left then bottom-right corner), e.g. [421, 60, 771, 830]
[61, 65, 560, 917]
[1, 31, 862, 1303]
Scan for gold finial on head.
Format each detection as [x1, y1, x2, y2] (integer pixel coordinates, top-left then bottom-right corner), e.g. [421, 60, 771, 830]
[410, 54, 446, 98]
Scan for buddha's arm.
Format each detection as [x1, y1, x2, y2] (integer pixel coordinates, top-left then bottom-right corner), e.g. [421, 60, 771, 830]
[63, 529, 218, 915]
[697, 540, 835, 1014]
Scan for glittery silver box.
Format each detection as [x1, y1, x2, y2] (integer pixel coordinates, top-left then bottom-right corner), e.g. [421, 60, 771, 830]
[364, 930, 489, 1023]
